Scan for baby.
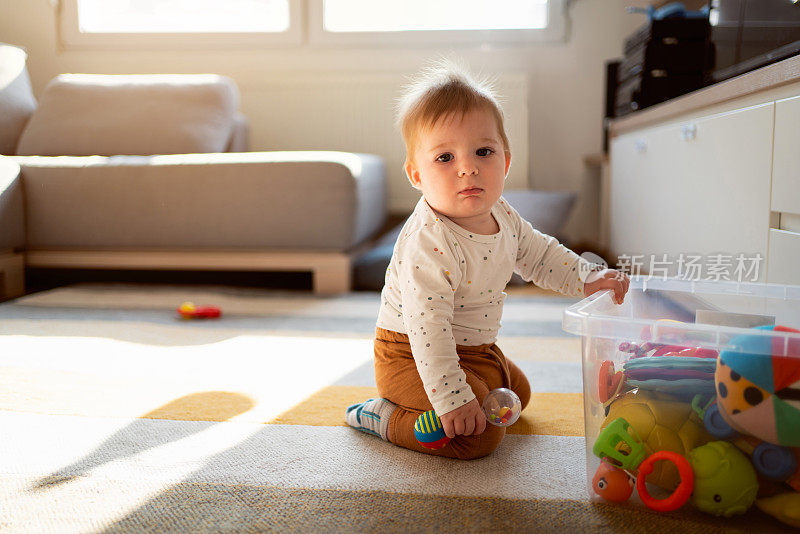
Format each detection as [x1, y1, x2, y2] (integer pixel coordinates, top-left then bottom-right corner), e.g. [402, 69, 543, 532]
[346, 62, 629, 459]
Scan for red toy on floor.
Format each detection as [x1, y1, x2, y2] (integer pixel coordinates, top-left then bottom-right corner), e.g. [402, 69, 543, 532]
[177, 302, 221, 319]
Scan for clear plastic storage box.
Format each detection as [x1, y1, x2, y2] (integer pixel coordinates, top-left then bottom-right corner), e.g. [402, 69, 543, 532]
[563, 277, 800, 527]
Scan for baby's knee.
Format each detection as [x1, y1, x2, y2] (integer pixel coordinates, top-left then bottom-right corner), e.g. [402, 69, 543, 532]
[516, 377, 532, 411]
[452, 425, 505, 460]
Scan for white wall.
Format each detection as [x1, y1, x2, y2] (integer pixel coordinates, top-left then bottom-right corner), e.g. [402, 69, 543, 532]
[0, 0, 642, 244]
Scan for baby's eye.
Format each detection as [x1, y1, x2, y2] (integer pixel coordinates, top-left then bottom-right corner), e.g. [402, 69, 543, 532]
[476, 147, 494, 157]
[436, 153, 453, 163]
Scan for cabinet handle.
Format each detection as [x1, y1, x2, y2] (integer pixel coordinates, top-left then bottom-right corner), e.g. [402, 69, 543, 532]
[680, 123, 697, 141]
[635, 139, 647, 153]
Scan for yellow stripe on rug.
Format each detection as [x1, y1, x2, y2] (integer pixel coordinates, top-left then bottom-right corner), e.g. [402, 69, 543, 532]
[268, 385, 585, 437]
[0, 367, 583, 436]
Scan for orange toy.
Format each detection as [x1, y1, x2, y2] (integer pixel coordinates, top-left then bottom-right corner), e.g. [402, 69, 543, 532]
[177, 301, 221, 319]
[592, 460, 634, 503]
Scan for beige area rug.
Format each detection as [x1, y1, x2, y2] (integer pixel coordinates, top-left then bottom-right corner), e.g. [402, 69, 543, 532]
[0, 284, 791, 533]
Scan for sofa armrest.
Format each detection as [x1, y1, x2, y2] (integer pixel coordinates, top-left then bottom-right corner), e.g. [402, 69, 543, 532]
[0, 156, 25, 251]
[14, 151, 386, 251]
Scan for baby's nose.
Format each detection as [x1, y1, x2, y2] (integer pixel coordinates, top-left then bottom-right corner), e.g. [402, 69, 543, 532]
[458, 166, 478, 177]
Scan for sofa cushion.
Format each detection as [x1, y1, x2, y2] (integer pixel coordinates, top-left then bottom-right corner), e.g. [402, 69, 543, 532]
[501, 189, 576, 239]
[14, 151, 386, 251]
[16, 74, 239, 156]
[0, 44, 37, 155]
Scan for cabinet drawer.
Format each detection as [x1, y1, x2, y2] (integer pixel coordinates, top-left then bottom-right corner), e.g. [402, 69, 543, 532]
[767, 229, 800, 285]
[773, 95, 800, 216]
[610, 102, 773, 276]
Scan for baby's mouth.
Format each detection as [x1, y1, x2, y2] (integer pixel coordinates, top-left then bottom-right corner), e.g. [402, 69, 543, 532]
[459, 187, 483, 196]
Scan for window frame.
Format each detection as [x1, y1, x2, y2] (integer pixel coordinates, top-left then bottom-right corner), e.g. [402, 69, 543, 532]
[58, 0, 305, 50]
[307, 0, 568, 47]
[58, 0, 568, 50]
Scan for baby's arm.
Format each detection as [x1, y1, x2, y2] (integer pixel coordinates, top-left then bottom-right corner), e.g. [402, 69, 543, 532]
[513, 219, 589, 295]
[511, 208, 627, 302]
[512, 208, 630, 302]
[395, 225, 482, 435]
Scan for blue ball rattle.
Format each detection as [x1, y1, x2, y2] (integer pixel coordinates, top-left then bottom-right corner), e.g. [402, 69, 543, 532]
[414, 388, 522, 449]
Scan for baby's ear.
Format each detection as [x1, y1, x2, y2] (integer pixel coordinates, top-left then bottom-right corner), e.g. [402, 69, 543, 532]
[405, 160, 422, 189]
[504, 151, 512, 178]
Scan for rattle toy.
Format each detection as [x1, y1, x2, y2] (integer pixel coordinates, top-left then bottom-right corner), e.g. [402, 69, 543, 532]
[482, 388, 522, 426]
[177, 301, 221, 319]
[414, 410, 450, 450]
[414, 388, 523, 448]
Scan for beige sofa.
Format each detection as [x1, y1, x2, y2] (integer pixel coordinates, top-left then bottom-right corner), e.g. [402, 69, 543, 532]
[0, 44, 386, 298]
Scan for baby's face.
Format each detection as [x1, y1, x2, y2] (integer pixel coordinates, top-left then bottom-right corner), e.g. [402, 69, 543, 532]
[406, 107, 510, 231]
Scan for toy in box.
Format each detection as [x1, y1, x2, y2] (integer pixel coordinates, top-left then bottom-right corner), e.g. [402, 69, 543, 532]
[563, 277, 800, 528]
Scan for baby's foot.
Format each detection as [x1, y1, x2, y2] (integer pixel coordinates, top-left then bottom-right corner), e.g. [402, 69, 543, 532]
[345, 398, 395, 441]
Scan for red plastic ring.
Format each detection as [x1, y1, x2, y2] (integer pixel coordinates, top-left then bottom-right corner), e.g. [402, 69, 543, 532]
[636, 451, 694, 513]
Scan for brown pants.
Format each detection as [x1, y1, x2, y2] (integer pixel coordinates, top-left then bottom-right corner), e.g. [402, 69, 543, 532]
[374, 327, 531, 460]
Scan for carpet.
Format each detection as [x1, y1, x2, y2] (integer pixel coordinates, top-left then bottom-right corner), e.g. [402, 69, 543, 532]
[0, 284, 791, 533]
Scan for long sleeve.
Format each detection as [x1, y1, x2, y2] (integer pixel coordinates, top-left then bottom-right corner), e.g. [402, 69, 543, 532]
[511, 207, 593, 297]
[395, 224, 476, 416]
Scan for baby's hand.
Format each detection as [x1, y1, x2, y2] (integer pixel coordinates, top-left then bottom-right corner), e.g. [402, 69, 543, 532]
[584, 269, 630, 304]
[439, 398, 486, 438]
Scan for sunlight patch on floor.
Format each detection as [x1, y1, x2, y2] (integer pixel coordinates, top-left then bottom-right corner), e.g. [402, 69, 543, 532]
[0, 333, 373, 424]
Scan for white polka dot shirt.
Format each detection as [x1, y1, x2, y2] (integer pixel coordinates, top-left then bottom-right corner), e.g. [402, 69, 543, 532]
[377, 196, 592, 416]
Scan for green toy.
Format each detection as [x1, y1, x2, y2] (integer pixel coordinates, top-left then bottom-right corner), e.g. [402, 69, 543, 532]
[688, 441, 759, 517]
[593, 418, 646, 471]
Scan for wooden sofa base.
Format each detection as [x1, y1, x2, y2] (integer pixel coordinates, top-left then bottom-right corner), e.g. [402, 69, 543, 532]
[25, 249, 354, 294]
[0, 251, 25, 301]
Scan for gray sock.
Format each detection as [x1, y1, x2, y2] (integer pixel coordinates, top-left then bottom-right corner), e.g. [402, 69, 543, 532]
[345, 398, 396, 441]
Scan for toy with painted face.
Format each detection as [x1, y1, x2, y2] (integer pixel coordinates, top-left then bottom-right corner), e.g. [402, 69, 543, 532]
[592, 460, 634, 503]
[688, 441, 758, 517]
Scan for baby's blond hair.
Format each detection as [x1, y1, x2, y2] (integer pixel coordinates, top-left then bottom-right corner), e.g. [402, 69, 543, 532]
[397, 60, 510, 163]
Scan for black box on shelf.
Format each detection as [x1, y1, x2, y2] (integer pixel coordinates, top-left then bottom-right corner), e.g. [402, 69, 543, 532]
[618, 41, 715, 82]
[616, 72, 707, 116]
[614, 17, 713, 117]
[603, 60, 620, 152]
[623, 17, 711, 55]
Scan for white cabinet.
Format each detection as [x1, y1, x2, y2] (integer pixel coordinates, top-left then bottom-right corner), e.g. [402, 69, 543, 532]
[768, 229, 800, 284]
[772, 95, 800, 217]
[610, 103, 774, 280]
[769, 96, 800, 283]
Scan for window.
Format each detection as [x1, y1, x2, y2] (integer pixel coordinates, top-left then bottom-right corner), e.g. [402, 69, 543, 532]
[75, 0, 290, 33]
[59, 0, 567, 49]
[323, 0, 547, 33]
[60, 0, 303, 48]
[309, 0, 567, 45]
